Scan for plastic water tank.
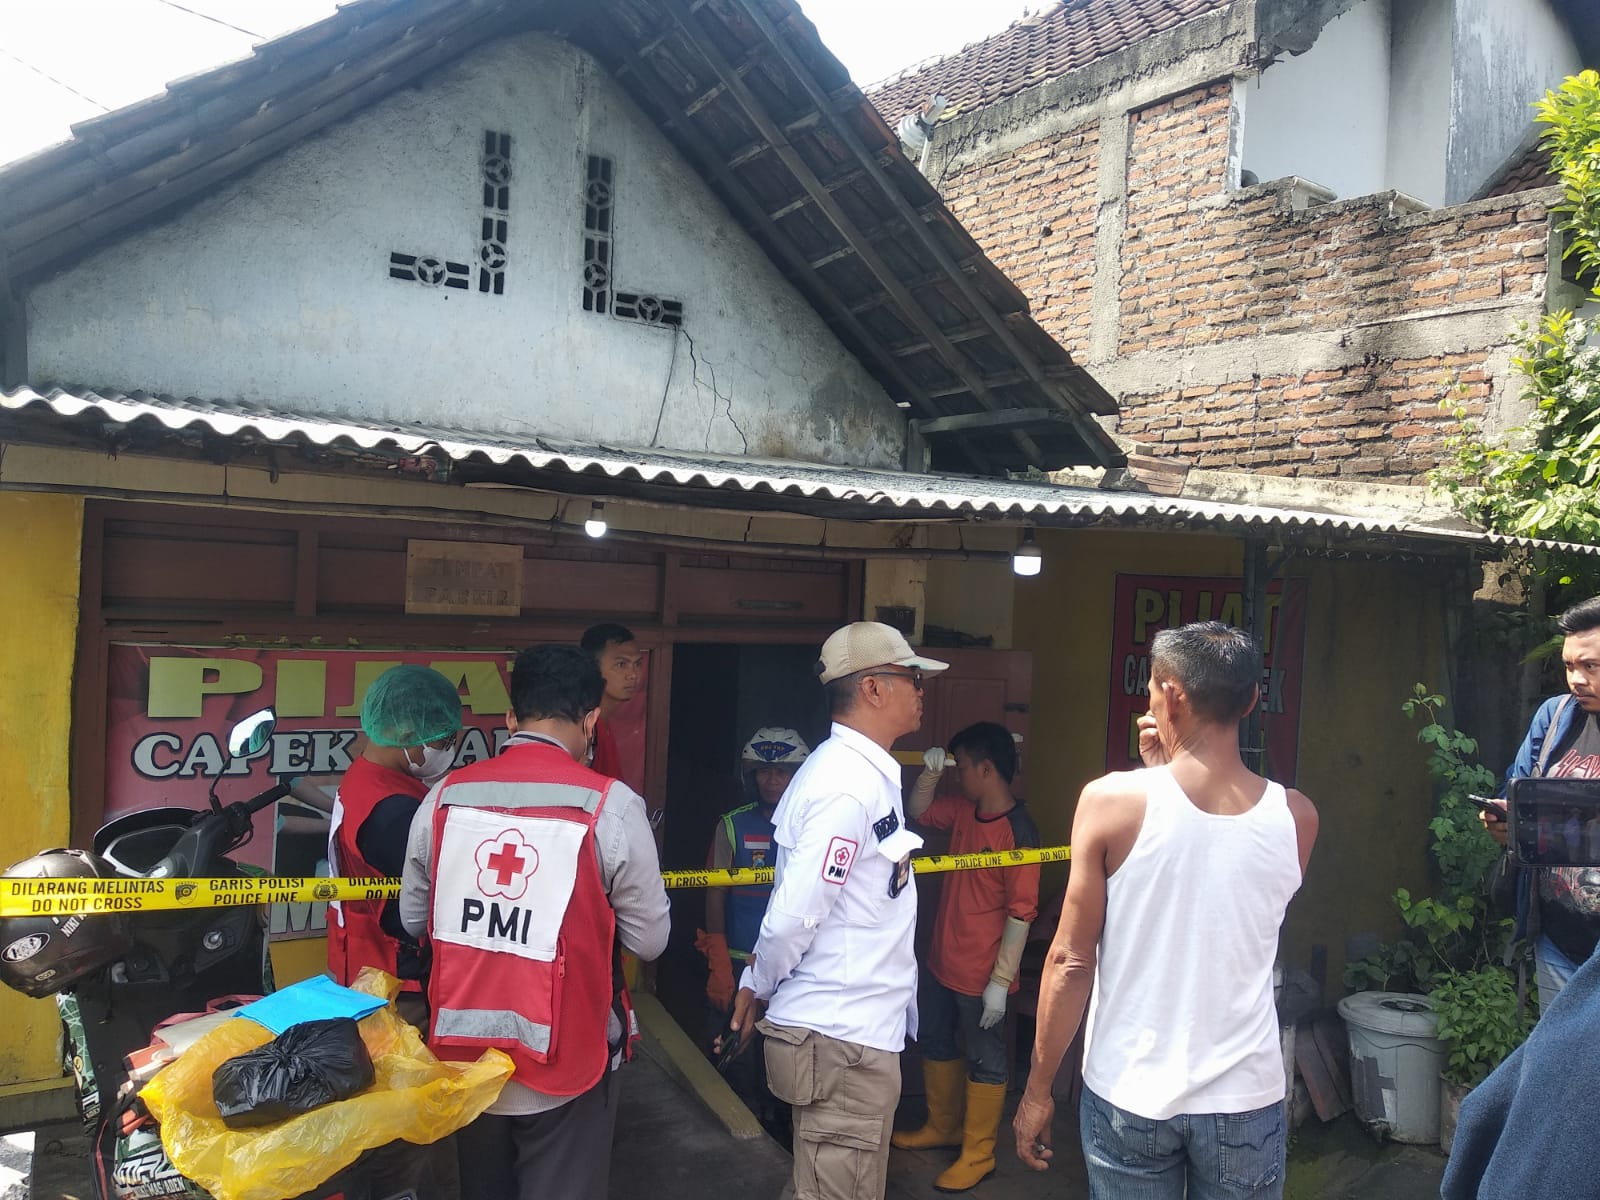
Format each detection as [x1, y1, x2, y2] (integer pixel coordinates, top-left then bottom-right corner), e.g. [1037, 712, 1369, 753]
[1336, 991, 1443, 1144]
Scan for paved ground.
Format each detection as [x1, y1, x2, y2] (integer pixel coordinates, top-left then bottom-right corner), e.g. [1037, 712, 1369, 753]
[20, 1063, 1446, 1200]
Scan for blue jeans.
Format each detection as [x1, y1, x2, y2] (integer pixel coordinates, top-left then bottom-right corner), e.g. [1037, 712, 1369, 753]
[1079, 1087, 1285, 1200]
[1535, 934, 1583, 1013]
[917, 977, 1008, 1085]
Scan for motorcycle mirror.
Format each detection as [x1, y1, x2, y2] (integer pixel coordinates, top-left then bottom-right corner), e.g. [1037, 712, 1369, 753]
[226, 709, 277, 759]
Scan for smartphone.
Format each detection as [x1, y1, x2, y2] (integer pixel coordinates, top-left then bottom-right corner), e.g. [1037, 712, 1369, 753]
[1506, 777, 1600, 868]
[1467, 794, 1506, 817]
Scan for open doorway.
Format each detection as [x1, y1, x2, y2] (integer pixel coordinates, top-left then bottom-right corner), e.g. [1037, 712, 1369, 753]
[654, 642, 829, 1055]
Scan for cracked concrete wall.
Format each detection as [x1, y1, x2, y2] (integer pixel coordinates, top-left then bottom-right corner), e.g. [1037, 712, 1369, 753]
[24, 33, 906, 469]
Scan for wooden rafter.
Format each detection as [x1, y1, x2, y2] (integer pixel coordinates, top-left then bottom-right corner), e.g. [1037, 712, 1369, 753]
[606, 21, 997, 473]
[730, 0, 1123, 468]
[658, 0, 1048, 469]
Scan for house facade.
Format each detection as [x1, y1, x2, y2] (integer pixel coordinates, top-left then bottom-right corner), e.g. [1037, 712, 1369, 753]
[871, 0, 1594, 483]
[0, 0, 1579, 1124]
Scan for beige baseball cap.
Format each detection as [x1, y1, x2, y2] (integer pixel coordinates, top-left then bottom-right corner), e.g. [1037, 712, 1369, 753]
[816, 621, 950, 685]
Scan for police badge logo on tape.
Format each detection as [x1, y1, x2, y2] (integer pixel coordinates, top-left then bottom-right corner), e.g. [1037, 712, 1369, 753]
[3, 933, 47, 963]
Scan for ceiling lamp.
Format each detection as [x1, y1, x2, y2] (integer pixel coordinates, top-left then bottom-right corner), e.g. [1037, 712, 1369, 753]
[584, 502, 608, 539]
[1012, 528, 1042, 577]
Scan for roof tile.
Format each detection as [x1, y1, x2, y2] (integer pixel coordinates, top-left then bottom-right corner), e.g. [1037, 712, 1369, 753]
[868, 0, 1231, 124]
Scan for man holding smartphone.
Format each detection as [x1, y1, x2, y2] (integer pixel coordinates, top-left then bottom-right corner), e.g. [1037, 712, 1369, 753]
[1484, 596, 1600, 1009]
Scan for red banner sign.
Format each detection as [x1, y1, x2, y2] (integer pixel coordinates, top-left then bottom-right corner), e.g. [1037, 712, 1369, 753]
[1104, 575, 1306, 782]
[104, 645, 648, 938]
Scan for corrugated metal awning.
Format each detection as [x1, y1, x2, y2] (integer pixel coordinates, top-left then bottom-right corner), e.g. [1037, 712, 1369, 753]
[2, 385, 1591, 560]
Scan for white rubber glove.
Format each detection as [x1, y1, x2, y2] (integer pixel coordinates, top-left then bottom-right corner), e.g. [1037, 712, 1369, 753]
[908, 746, 948, 817]
[979, 979, 1008, 1029]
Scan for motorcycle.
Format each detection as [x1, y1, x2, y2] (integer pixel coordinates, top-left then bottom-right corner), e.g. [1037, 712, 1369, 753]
[0, 709, 365, 1200]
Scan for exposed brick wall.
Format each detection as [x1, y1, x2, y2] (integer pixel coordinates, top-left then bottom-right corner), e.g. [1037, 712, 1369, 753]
[941, 122, 1100, 359]
[1121, 85, 1548, 352]
[934, 80, 1554, 484]
[1117, 355, 1493, 479]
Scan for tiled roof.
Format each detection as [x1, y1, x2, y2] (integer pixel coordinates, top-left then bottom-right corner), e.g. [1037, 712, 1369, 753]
[4, 385, 1592, 561]
[869, 0, 1232, 124]
[1480, 140, 1559, 199]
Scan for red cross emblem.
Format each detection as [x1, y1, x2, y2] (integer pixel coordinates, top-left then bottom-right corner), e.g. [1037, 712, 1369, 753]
[475, 830, 539, 900]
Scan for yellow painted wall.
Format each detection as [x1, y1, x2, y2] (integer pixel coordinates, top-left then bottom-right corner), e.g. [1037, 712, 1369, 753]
[1012, 527, 1444, 992]
[0, 494, 83, 1091]
[269, 938, 330, 987]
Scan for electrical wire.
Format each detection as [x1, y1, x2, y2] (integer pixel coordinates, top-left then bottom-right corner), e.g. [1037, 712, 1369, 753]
[147, 0, 263, 40]
[0, 46, 112, 112]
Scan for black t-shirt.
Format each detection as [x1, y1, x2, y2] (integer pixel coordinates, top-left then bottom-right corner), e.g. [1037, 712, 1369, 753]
[1538, 712, 1600, 963]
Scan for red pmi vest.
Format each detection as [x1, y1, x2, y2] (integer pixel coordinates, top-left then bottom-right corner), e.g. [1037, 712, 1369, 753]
[326, 756, 425, 992]
[425, 738, 631, 1096]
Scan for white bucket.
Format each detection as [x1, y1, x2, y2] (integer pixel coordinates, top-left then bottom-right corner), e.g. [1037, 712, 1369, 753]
[1335, 991, 1444, 1144]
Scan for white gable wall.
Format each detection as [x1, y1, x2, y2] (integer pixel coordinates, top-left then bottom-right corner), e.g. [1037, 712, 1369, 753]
[26, 34, 906, 469]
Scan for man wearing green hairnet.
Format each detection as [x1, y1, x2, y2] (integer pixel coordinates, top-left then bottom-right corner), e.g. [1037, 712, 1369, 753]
[328, 664, 464, 1002]
[330, 668, 465, 1200]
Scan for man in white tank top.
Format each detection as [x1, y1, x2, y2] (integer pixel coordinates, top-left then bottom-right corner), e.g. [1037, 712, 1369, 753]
[1012, 621, 1318, 1199]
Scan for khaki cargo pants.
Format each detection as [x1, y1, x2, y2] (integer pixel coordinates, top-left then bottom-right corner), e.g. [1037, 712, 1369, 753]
[758, 1020, 900, 1200]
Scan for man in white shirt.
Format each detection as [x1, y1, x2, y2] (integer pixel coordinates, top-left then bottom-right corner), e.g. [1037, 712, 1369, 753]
[1012, 622, 1317, 1199]
[727, 621, 947, 1200]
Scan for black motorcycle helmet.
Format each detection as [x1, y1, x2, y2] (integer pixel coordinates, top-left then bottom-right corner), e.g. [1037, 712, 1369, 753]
[0, 849, 131, 998]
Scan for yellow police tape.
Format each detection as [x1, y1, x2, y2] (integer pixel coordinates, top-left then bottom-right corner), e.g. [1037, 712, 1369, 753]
[0, 845, 1071, 918]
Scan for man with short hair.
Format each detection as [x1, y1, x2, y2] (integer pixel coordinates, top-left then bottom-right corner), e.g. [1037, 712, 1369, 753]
[1483, 595, 1600, 1009]
[1013, 621, 1317, 1199]
[580, 623, 644, 780]
[894, 720, 1039, 1192]
[399, 645, 670, 1200]
[728, 621, 948, 1200]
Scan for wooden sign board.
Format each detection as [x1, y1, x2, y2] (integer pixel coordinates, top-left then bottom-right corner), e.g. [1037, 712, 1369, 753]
[405, 540, 523, 616]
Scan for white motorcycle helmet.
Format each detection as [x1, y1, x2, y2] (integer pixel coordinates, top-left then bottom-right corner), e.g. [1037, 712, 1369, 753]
[741, 727, 811, 770]
[740, 727, 810, 804]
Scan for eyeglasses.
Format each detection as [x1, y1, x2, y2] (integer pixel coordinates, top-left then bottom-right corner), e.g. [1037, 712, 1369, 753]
[865, 668, 925, 691]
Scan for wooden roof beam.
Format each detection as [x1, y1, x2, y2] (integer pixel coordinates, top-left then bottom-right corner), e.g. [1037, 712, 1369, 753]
[925, 365, 1082, 400]
[612, 32, 995, 473]
[660, 0, 1046, 469]
[729, 0, 1121, 468]
[847, 260, 980, 315]
[910, 408, 1077, 436]
[889, 320, 989, 357]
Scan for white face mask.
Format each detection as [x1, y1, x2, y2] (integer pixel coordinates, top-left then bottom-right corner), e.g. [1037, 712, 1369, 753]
[407, 740, 457, 786]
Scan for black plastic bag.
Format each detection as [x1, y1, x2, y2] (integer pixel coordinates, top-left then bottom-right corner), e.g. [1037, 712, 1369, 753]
[212, 1017, 375, 1129]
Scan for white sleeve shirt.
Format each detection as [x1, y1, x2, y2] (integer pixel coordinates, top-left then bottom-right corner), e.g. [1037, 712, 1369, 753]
[740, 722, 922, 1052]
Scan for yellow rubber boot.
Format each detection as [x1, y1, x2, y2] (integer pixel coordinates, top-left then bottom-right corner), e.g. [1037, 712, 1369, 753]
[891, 1058, 966, 1150]
[933, 1080, 1006, 1192]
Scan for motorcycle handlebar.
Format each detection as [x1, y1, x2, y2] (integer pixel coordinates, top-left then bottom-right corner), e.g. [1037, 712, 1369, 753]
[240, 782, 293, 816]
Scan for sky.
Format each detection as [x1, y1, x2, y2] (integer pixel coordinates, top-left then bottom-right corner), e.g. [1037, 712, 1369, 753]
[0, 0, 1041, 167]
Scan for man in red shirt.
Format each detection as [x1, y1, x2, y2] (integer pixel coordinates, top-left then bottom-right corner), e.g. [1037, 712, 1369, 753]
[326, 663, 463, 1200]
[894, 721, 1039, 1192]
[327, 663, 463, 1006]
[580, 623, 643, 781]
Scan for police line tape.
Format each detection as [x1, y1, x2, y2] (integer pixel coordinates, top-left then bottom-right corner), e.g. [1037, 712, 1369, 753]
[0, 845, 1072, 918]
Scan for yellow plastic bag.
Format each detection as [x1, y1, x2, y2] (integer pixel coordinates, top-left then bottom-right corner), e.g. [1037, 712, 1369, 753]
[141, 969, 512, 1200]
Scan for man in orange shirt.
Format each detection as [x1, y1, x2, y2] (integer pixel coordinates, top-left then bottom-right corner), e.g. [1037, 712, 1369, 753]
[894, 721, 1039, 1192]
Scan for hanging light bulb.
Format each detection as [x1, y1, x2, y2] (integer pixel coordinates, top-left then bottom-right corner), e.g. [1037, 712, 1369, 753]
[1012, 528, 1042, 577]
[584, 502, 607, 538]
